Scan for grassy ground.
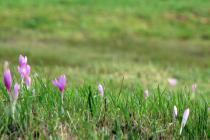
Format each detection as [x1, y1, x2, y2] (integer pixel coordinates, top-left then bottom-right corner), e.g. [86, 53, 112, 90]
[0, 0, 209, 139]
[0, 77, 209, 139]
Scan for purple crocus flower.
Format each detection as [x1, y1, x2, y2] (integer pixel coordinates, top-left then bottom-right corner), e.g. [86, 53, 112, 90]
[11, 83, 20, 118]
[3, 68, 12, 92]
[25, 76, 31, 88]
[13, 83, 20, 101]
[17, 55, 32, 88]
[98, 84, 104, 96]
[144, 89, 149, 99]
[192, 83, 197, 93]
[168, 78, 177, 86]
[18, 64, 31, 79]
[52, 75, 66, 93]
[180, 108, 190, 135]
[19, 55, 27, 67]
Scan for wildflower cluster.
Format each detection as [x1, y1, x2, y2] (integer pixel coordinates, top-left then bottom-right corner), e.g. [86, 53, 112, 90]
[2, 55, 203, 136]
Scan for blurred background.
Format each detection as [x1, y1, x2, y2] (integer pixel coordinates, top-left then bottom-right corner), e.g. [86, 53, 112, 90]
[0, 0, 210, 96]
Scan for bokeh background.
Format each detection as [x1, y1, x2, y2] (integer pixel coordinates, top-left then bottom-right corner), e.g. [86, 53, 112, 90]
[0, 0, 210, 98]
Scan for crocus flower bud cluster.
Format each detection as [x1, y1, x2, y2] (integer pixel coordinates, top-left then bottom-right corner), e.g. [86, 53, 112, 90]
[18, 55, 31, 88]
[171, 106, 190, 135]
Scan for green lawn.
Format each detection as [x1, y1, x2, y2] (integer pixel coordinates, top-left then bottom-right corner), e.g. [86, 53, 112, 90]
[0, 0, 209, 139]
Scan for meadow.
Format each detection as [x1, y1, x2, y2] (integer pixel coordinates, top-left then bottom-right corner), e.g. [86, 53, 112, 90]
[0, 0, 209, 139]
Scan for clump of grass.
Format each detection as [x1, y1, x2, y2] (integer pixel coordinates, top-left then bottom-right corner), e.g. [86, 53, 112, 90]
[0, 74, 208, 139]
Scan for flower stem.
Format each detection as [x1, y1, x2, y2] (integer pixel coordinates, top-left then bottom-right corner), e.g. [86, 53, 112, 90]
[61, 93, 64, 114]
[179, 126, 183, 135]
[11, 101, 16, 120]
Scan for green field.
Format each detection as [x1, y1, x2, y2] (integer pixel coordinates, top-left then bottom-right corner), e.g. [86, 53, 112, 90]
[0, 0, 209, 139]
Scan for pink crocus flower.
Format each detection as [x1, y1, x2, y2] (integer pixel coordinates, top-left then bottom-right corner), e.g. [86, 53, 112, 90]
[191, 83, 197, 93]
[17, 55, 32, 88]
[19, 55, 27, 67]
[25, 76, 31, 88]
[180, 108, 190, 135]
[168, 78, 177, 86]
[173, 105, 178, 119]
[3, 68, 12, 92]
[52, 75, 66, 93]
[144, 89, 149, 99]
[52, 75, 66, 113]
[13, 83, 20, 101]
[11, 83, 20, 118]
[18, 64, 31, 79]
[98, 84, 104, 96]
